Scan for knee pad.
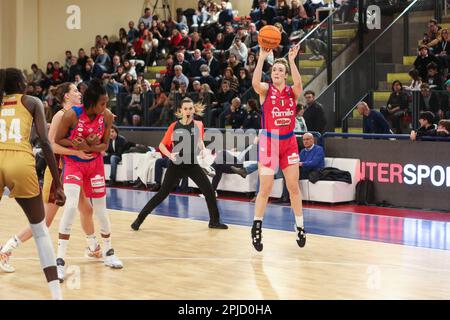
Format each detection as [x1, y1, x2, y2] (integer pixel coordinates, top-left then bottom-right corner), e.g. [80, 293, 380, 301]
[30, 220, 56, 269]
[92, 197, 111, 235]
[58, 184, 81, 235]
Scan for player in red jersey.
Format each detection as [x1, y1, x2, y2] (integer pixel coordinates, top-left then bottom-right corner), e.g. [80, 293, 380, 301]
[251, 44, 306, 251]
[54, 79, 122, 282]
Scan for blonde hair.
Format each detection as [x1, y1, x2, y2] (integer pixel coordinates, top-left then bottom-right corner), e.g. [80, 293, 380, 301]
[272, 58, 290, 74]
[174, 97, 205, 118]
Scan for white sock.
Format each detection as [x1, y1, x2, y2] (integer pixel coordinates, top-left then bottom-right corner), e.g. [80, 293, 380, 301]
[1, 235, 21, 253]
[48, 280, 63, 300]
[295, 215, 304, 229]
[86, 234, 98, 251]
[102, 236, 112, 252]
[254, 216, 264, 222]
[57, 239, 69, 260]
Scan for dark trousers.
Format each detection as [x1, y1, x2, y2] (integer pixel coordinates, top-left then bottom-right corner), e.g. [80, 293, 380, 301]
[137, 163, 221, 223]
[104, 155, 121, 182]
[154, 157, 188, 189]
[211, 150, 243, 191]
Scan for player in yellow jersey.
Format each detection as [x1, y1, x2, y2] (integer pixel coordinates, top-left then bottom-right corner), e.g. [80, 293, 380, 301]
[0, 82, 103, 275]
[0, 68, 65, 299]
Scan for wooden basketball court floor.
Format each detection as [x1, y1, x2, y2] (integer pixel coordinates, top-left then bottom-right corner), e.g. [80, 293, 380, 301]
[1, 188, 450, 300]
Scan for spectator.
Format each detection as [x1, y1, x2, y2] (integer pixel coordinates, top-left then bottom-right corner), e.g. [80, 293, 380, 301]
[253, 0, 277, 29]
[381, 80, 410, 133]
[299, 132, 325, 179]
[245, 52, 257, 76]
[357, 101, 392, 134]
[189, 32, 204, 51]
[190, 49, 207, 78]
[139, 8, 153, 29]
[125, 84, 143, 125]
[174, 52, 192, 77]
[410, 111, 437, 140]
[77, 48, 88, 69]
[221, 67, 240, 94]
[178, 29, 192, 50]
[433, 28, 450, 71]
[294, 104, 308, 132]
[303, 90, 327, 133]
[424, 19, 443, 49]
[242, 99, 261, 129]
[104, 125, 129, 186]
[224, 53, 243, 77]
[131, 114, 142, 127]
[169, 29, 183, 51]
[172, 65, 190, 88]
[419, 83, 441, 120]
[414, 45, 441, 80]
[237, 68, 252, 94]
[218, 1, 234, 26]
[228, 38, 248, 64]
[199, 64, 218, 92]
[223, 25, 236, 50]
[64, 50, 73, 71]
[209, 80, 236, 127]
[227, 98, 246, 128]
[175, 8, 188, 32]
[436, 119, 450, 137]
[244, 23, 259, 53]
[149, 85, 167, 126]
[30, 64, 45, 85]
[204, 49, 221, 78]
[68, 56, 82, 83]
[425, 62, 444, 90]
[403, 69, 422, 92]
[74, 74, 83, 87]
[128, 21, 140, 43]
[95, 47, 111, 73]
[33, 83, 45, 101]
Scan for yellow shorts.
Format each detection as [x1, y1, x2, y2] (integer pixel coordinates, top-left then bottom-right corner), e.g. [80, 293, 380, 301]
[0, 150, 40, 199]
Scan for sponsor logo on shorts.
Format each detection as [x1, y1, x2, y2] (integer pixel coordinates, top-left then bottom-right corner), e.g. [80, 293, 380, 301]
[78, 128, 83, 132]
[93, 188, 105, 193]
[288, 153, 299, 165]
[91, 175, 105, 188]
[66, 174, 81, 181]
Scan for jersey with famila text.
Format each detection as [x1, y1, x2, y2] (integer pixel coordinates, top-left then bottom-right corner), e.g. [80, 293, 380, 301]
[261, 85, 296, 139]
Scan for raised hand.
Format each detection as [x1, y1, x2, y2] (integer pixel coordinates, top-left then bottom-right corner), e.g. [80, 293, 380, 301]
[288, 43, 301, 61]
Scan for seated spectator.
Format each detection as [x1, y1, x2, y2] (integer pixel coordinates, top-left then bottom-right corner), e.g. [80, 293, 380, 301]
[199, 64, 218, 92]
[237, 68, 252, 94]
[95, 47, 112, 73]
[410, 111, 438, 140]
[425, 62, 444, 91]
[127, 21, 140, 43]
[294, 104, 308, 132]
[228, 39, 248, 64]
[149, 85, 167, 126]
[432, 28, 450, 72]
[424, 19, 443, 49]
[169, 29, 183, 52]
[203, 49, 221, 79]
[335, 0, 357, 24]
[436, 119, 450, 137]
[209, 80, 237, 127]
[221, 67, 240, 94]
[218, 1, 234, 27]
[244, 23, 259, 53]
[419, 83, 441, 120]
[131, 114, 142, 127]
[299, 132, 325, 180]
[125, 84, 143, 124]
[172, 65, 190, 88]
[253, 0, 277, 30]
[245, 52, 257, 76]
[273, 23, 290, 57]
[357, 101, 392, 134]
[190, 49, 207, 78]
[223, 25, 236, 50]
[414, 45, 441, 81]
[242, 99, 261, 129]
[175, 8, 188, 32]
[30, 64, 45, 85]
[440, 79, 450, 119]
[104, 125, 129, 186]
[174, 52, 192, 77]
[178, 29, 192, 50]
[224, 53, 243, 78]
[223, 97, 245, 128]
[303, 90, 327, 133]
[381, 80, 409, 133]
[403, 69, 422, 92]
[33, 83, 45, 101]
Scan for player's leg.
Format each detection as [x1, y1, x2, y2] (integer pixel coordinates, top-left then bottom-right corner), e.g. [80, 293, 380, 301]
[282, 164, 306, 247]
[252, 164, 275, 252]
[131, 164, 181, 230]
[16, 195, 62, 300]
[78, 189, 102, 260]
[188, 165, 228, 229]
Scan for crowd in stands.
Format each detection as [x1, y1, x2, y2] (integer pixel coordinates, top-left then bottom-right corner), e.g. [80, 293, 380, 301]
[25, 0, 358, 133]
[361, 18, 450, 138]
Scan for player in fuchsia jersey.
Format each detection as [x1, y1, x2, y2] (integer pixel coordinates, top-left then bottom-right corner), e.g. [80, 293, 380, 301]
[54, 79, 123, 282]
[251, 44, 306, 251]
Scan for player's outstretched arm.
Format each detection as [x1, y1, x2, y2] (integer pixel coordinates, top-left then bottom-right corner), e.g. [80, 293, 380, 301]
[288, 43, 302, 100]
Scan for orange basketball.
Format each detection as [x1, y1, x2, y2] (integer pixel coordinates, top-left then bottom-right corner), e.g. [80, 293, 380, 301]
[258, 25, 281, 50]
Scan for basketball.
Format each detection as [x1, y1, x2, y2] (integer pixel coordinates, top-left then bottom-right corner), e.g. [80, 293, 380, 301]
[258, 25, 282, 50]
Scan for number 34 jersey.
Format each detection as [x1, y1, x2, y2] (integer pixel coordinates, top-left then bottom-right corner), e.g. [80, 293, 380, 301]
[0, 94, 33, 155]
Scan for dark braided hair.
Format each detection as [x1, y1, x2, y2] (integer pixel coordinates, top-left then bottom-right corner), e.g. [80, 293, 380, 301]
[0, 68, 26, 106]
[83, 79, 107, 110]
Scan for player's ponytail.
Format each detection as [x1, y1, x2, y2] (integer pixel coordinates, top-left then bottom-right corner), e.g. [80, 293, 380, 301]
[0, 69, 6, 106]
[83, 79, 107, 110]
[54, 82, 73, 104]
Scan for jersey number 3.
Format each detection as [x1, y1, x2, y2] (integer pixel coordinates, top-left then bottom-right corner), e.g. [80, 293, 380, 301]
[0, 119, 22, 143]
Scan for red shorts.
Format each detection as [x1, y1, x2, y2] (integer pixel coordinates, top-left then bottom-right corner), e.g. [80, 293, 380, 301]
[62, 156, 106, 198]
[258, 134, 299, 171]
